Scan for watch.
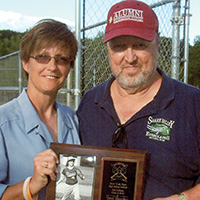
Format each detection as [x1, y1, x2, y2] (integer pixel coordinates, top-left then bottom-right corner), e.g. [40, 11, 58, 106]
[177, 193, 187, 200]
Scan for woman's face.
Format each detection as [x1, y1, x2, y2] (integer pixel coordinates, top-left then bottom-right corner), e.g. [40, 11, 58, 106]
[22, 46, 71, 96]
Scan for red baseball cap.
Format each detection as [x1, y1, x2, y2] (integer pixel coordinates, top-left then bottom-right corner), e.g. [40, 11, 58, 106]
[104, 0, 159, 43]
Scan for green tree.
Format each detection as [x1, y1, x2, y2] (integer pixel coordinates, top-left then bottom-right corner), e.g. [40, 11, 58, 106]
[188, 36, 200, 88]
[0, 30, 25, 56]
[158, 36, 172, 76]
[80, 32, 110, 95]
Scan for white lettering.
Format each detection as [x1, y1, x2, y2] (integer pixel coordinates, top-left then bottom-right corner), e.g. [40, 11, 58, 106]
[148, 116, 175, 129]
[113, 8, 143, 24]
[146, 131, 170, 142]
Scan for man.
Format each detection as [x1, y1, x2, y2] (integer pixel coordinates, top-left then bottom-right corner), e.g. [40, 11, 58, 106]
[77, 0, 200, 200]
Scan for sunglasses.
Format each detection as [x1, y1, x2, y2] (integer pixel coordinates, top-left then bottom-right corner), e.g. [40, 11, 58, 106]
[112, 124, 128, 149]
[30, 54, 71, 67]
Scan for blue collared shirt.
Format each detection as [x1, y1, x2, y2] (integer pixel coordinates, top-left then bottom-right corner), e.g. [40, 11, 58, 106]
[0, 89, 80, 199]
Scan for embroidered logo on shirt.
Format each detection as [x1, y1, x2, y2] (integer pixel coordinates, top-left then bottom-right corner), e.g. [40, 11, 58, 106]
[146, 116, 175, 142]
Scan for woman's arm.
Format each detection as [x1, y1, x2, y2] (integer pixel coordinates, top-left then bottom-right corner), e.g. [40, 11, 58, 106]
[1, 149, 58, 200]
[1, 181, 24, 200]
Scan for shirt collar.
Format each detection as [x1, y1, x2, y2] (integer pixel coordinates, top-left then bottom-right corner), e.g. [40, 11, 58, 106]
[18, 90, 73, 131]
[18, 89, 41, 134]
[56, 102, 73, 130]
[17, 89, 75, 143]
[94, 76, 115, 105]
[154, 68, 175, 110]
[93, 68, 175, 111]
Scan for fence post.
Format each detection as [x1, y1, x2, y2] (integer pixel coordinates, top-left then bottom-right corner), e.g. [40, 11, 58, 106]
[67, 71, 72, 107]
[75, 0, 81, 110]
[171, 0, 182, 80]
[18, 51, 23, 94]
[183, 0, 190, 83]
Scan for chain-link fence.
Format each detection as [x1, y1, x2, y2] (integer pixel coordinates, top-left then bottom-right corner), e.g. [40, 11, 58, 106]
[80, 0, 186, 96]
[0, 0, 189, 110]
[0, 51, 73, 106]
[0, 52, 21, 104]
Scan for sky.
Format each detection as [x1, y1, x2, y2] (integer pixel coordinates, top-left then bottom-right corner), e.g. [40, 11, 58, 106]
[0, 0, 199, 45]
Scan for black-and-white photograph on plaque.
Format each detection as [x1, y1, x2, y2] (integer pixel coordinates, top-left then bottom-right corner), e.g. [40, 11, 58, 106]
[46, 143, 147, 200]
[55, 154, 96, 200]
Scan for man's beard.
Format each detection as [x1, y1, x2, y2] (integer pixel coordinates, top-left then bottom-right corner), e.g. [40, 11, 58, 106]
[114, 65, 156, 93]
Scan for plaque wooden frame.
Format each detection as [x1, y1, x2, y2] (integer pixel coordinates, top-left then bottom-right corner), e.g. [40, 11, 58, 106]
[46, 143, 147, 200]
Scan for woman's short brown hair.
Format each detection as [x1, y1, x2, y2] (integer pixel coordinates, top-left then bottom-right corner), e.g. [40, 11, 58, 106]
[20, 19, 78, 68]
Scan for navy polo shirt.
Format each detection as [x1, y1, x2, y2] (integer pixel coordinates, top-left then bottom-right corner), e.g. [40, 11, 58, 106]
[77, 68, 200, 199]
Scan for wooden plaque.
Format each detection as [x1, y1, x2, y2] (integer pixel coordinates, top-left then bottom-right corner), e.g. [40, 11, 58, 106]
[46, 143, 147, 200]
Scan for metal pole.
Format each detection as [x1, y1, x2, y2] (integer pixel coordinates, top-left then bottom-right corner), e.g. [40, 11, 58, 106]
[75, 0, 81, 110]
[171, 0, 181, 80]
[183, 0, 190, 83]
[81, 0, 86, 97]
[67, 71, 71, 107]
[18, 51, 22, 94]
[150, 0, 175, 8]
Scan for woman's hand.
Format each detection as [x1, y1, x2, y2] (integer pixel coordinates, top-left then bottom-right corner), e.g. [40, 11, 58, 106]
[29, 149, 59, 195]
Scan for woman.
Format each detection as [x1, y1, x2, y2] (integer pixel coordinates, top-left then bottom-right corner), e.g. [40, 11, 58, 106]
[56, 157, 85, 200]
[0, 19, 80, 200]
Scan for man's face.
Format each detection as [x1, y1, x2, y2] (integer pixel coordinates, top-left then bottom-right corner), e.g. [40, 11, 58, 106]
[107, 35, 159, 92]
